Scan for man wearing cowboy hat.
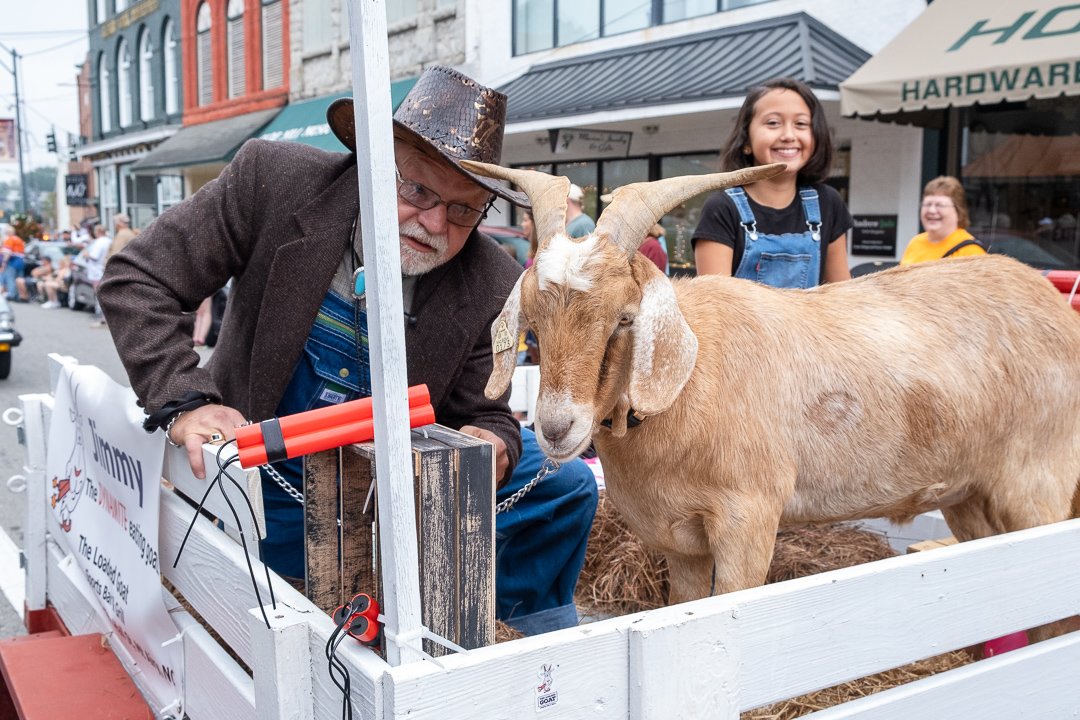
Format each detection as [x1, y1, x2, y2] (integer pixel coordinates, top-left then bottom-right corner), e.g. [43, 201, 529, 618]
[99, 65, 597, 636]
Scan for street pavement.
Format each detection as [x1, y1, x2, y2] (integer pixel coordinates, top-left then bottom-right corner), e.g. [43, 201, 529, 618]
[0, 300, 205, 638]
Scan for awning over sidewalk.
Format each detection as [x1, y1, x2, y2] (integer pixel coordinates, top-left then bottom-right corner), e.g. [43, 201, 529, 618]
[130, 108, 281, 172]
[841, 0, 1080, 117]
[499, 13, 869, 124]
[256, 77, 418, 152]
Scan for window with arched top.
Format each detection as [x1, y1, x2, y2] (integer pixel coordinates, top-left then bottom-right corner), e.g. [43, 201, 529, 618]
[227, 0, 246, 98]
[98, 53, 111, 133]
[164, 18, 179, 114]
[95, 0, 107, 24]
[138, 28, 155, 122]
[117, 38, 132, 127]
[197, 2, 213, 106]
[262, 0, 283, 89]
[116, 0, 128, 10]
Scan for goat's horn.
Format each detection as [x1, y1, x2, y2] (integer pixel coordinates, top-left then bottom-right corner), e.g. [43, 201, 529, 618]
[595, 163, 787, 259]
[460, 161, 570, 253]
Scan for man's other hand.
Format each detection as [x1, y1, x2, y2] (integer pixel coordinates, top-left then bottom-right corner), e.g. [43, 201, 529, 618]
[458, 425, 509, 487]
[168, 404, 248, 479]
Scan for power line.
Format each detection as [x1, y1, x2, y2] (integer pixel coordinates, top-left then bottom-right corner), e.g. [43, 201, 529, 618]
[0, 30, 86, 37]
[24, 36, 87, 57]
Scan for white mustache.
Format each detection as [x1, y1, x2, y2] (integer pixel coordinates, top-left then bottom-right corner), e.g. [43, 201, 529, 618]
[399, 219, 448, 253]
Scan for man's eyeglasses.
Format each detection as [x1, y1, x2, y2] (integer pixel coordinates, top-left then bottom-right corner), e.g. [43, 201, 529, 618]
[920, 201, 955, 211]
[395, 171, 491, 227]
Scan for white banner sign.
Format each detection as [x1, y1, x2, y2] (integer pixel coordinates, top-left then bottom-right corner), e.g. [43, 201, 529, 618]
[47, 364, 182, 713]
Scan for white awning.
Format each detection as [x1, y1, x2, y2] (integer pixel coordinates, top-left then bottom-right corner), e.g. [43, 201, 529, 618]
[841, 1, 1080, 117]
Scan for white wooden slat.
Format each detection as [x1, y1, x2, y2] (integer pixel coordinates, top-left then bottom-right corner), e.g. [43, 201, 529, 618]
[650, 519, 1080, 712]
[250, 605, 314, 720]
[0, 527, 25, 618]
[804, 631, 1080, 720]
[19, 392, 53, 611]
[857, 510, 952, 553]
[43, 539, 103, 636]
[164, 441, 265, 545]
[385, 616, 642, 718]
[345, 0, 424, 666]
[165, 594, 257, 720]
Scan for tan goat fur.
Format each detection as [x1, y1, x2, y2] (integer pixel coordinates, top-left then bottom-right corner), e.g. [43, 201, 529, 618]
[467, 161, 1080, 604]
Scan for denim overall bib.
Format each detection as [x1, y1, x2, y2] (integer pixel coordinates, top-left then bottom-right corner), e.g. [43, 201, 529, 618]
[260, 289, 370, 578]
[725, 186, 822, 289]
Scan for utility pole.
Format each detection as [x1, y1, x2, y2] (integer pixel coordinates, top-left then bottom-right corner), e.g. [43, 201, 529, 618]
[12, 48, 28, 213]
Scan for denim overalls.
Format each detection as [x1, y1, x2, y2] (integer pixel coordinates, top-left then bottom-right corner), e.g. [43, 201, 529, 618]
[725, 186, 822, 289]
[259, 289, 370, 578]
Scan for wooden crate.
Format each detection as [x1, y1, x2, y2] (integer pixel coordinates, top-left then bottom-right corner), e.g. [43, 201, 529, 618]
[907, 536, 958, 553]
[303, 424, 495, 656]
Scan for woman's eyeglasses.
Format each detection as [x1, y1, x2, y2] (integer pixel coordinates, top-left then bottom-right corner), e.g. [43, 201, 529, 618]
[395, 171, 490, 227]
[920, 201, 955, 211]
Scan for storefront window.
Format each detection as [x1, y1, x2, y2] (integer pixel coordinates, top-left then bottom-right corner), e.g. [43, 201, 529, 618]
[660, 153, 719, 270]
[515, 0, 554, 53]
[554, 161, 599, 220]
[961, 100, 1080, 271]
[558, 0, 599, 46]
[663, 0, 714, 23]
[605, 0, 651, 35]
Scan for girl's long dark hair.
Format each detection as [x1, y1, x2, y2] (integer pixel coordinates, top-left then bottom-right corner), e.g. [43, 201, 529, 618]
[720, 78, 834, 186]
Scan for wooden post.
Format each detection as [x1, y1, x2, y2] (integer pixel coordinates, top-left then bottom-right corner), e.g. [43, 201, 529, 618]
[249, 605, 315, 720]
[303, 426, 494, 655]
[344, 0, 424, 666]
[19, 393, 52, 614]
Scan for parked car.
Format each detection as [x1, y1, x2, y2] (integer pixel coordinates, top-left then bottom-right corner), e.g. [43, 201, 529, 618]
[851, 232, 1080, 277]
[0, 295, 23, 379]
[478, 223, 530, 265]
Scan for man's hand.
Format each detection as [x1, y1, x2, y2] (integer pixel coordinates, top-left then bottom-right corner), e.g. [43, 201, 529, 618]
[458, 425, 509, 487]
[168, 404, 248, 479]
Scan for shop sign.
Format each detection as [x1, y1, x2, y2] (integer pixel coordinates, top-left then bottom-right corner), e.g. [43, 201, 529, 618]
[549, 128, 633, 159]
[851, 215, 898, 257]
[66, 173, 90, 206]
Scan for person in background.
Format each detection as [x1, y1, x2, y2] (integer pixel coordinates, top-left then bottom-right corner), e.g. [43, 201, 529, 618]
[16, 255, 53, 303]
[40, 256, 72, 309]
[899, 176, 986, 265]
[107, 213, 137, 259]
[693, 77, 851, 287]
[565, 184, 595, 239]
[100, 66, 597, 636]
[83, 225, 113, 328]
[639, 223, 668, 273]
[0, 225, 26, 301]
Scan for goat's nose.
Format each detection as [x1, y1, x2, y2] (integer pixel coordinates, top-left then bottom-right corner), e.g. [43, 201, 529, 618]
[542, 418, 573, 446]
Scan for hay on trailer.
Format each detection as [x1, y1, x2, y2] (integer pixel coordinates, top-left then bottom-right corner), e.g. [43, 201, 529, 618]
[576, 491, 896, 615]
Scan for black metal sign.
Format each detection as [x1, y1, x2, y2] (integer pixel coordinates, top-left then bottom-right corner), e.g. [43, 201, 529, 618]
[65, 174, 90, 206]
[851, 214, 898, 257]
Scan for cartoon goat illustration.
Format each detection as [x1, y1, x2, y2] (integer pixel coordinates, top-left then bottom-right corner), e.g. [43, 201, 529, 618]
[50, 381, 88, 533]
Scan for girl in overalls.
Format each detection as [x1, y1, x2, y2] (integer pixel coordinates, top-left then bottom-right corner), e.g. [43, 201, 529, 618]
[693, 77, 852, 287]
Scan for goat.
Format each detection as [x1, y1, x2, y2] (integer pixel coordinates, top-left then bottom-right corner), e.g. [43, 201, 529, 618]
[464, 159, 1080, 604]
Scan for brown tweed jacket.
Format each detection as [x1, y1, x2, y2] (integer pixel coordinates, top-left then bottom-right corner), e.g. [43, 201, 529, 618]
[98, 139, 523, 472]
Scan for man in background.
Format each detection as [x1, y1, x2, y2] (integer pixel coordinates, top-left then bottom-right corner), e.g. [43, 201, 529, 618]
[564, 184, 595, 239]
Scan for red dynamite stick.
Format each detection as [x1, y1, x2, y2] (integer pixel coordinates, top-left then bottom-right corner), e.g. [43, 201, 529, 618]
[237, 404, 435, 468]
[234, 384, 430, 451]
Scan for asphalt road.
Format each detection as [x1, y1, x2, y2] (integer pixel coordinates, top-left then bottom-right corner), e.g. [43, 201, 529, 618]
[0, 301, 206, 638]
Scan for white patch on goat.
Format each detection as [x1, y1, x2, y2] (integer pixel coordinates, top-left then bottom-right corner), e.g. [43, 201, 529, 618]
[634, 277, 692, 378]
[534, 387, 594, 460]
[534, 234, 599, 292]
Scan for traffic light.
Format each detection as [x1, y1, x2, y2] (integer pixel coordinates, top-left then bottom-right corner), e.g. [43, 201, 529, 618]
[46, 132, 57, 153]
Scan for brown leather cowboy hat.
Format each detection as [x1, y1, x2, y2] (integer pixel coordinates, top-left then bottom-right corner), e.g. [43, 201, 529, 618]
[327, 65, 529, 207]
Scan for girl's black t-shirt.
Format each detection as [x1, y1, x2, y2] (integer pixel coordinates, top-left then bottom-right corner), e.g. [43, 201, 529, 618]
[692, 183, 853, 284]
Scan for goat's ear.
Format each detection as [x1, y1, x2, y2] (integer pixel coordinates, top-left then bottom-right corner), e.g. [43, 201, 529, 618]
[628, 274, 697, 415]
[485, 273, 526, 400]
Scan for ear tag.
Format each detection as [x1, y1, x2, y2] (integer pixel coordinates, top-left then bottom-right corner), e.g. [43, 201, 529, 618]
[493, 320, 515, 354]
[352, 266, 366, 301]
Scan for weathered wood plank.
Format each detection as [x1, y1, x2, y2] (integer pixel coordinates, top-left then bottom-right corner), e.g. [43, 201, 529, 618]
[341, 445, 377, 602]
[305, 449, 343, 613]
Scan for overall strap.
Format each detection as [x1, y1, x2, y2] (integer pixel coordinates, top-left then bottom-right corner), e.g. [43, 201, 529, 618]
[725, 186, 759, 240]
[798, 187, 822, 242]
[942, 238, 988, 258]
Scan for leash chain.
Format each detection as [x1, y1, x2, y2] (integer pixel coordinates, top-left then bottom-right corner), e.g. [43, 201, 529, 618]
[496, 458, 559, 514]
[261, 462, 306, 505]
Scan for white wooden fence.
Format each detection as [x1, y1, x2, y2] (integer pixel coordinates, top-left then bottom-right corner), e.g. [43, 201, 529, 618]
[13, 359, 1080, 719]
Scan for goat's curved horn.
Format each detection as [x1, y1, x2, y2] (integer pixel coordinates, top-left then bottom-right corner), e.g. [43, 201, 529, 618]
[460, 161, 570, 253]
[595, 163, 787, 260]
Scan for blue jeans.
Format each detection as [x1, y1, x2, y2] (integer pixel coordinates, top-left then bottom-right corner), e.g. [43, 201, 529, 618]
[2, 259, 23, 299]
[496, 427, 598, 635]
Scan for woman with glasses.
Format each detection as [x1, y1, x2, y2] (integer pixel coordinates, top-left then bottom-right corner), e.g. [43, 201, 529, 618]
[900, 176, 987, 265]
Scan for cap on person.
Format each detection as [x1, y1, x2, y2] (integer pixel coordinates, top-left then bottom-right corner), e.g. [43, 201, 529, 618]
[326, 65, 529, 207]
[567, 184, 585, 204]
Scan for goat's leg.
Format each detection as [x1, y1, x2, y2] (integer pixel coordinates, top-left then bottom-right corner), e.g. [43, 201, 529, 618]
[665, 552, 716, 605]
[699, 505, 781, 598]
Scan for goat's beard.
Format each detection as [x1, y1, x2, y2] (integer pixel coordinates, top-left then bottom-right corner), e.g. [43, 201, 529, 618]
[398, 219, 450, 276]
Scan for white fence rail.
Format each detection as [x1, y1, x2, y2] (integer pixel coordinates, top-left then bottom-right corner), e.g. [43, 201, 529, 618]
[12, 359, 1080, 718]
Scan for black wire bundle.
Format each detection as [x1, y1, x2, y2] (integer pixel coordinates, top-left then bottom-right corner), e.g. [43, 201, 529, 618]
[325, 603, 361, 720]
[173, 440, 277, 628]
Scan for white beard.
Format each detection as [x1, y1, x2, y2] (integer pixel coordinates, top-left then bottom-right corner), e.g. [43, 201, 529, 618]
[398, 219, 450, 276]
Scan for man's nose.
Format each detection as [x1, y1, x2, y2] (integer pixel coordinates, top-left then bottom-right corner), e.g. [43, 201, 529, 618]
[418, 202, 449, 234]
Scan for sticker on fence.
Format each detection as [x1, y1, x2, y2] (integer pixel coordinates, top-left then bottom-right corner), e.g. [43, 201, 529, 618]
[46, 363, 182, 712]
[535, 662, 559, 711]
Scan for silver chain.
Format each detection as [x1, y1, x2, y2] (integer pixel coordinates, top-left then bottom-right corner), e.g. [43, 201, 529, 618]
[261, 463, 305, 505]
[496, 458, 559, 514]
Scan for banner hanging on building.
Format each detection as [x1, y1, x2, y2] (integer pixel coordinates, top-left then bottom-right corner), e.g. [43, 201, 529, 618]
[65, 174, 90, 206]
[46, 364, 182, 714]
[0, 119, 16, 163]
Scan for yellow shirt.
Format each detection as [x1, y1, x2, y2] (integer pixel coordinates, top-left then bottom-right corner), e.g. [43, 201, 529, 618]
[900, 229, 985, 265]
